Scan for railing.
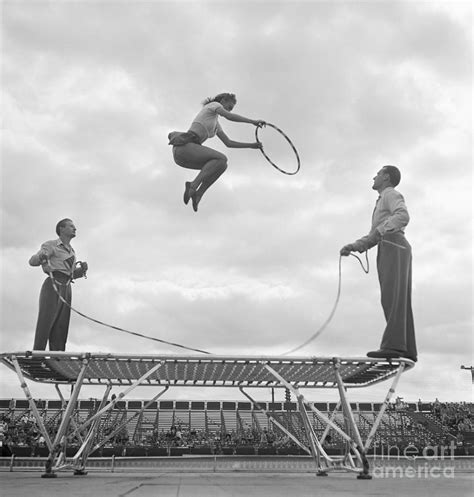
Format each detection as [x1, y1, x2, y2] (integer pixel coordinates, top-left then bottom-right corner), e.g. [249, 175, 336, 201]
[1, 454, 473, 474]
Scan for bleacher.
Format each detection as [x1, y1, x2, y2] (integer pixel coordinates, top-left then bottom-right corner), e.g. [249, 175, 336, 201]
[1, 398, 472, 457]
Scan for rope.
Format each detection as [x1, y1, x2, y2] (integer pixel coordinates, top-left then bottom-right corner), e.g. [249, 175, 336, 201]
[283, 252, 369, 355]
[46, 264, 211, 355]
[255, 122, 301, 175]
[381, 239, 407, 250]
[43, 239, 398, 357]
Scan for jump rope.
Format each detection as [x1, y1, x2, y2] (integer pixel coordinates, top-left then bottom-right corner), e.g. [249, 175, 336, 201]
[44, 123, 406, 356]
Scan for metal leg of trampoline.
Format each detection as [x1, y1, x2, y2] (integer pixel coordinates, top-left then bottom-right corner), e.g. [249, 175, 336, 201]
[67, 362, 165, 474]
[239, 387, 311, 455]
[75, 385, 170, 471]
[11, 355, 90, 477]
[72, 383, 113, 475]
[364, 362, 406, 452]
[333, 362, 371, 479]
[44, 358, 90, 477]
[296, 395, 329, 475]
[55, 384, 85, 447]
[10, 355, 54, 453]
[263, 364, 347, 476]
[263, 361, 384, 478]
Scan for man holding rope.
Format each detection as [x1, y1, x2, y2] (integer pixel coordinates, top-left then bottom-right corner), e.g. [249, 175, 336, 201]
[29, 218, 88, 351]
[340, 166, 417, 362]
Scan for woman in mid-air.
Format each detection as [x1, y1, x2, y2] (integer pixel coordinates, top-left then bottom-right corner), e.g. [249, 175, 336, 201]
[168, 92, 265, 212]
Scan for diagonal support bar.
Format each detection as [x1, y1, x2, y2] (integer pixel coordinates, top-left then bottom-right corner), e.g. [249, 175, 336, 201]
[264, 363, 354, 444]
[55, 384, 84, 445]
[10, 355, 54, 451]
[364, 362, 406, 451]
[319, 400, 341, 445]
[262, 364, 333, 464]
[296, 395, 327, 471]
[239, 387, 310, 455]
[333, 362, 367, 474]
[43, 358, 90, 475]
[333, 363, 364, 449]
[77, 362, 164, 434]
[49, 358, 89, 450]
[72, 384, 113, 464]
[86, 385, 169, 458]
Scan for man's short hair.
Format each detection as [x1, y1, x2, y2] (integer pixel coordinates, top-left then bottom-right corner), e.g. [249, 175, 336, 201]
[56, 218, 72, 236]
[383, 165, 401, 187]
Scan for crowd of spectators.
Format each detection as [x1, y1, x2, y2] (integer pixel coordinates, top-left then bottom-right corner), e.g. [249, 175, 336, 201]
[0, 412, 46, 457]
[430, 399, 472, 433]
[102, 423, 301, 455]
[0, 409, 301, 457]
[1, 399, 472, 458]
[429, 399, 472, 453]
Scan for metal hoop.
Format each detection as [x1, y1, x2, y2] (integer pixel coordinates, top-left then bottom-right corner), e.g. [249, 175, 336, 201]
[255, 122, 301, 175]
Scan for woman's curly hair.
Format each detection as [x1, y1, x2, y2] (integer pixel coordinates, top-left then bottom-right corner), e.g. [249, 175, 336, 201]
[202, 93, 236, 106]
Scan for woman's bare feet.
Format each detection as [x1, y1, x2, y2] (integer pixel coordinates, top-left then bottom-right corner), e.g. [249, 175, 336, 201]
[183, 182, 195, 205]
[191, 191, 200, 212]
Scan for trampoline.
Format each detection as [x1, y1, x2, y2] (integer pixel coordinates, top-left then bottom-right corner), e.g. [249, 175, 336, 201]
[1, 351, 415, 480]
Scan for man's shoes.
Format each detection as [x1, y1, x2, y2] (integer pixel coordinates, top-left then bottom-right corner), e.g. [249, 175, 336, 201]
[183, 182, 193, 205]
[401, 355, 418, 363]
[366, 349, 402, 359]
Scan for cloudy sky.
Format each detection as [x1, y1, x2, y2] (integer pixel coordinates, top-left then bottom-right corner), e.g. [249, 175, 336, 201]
[1, 0, 472, 405]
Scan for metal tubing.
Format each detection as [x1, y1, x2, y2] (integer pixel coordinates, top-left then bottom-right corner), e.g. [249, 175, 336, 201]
[10, 355, 53, 451]
[333, 363, 366, 471]
[264, 363, 353, 444]
[296, 395, 325, 471]
[73, 384, 112, 463]
[306, 402, 357, 445]
[333, 365, 364, 449]
[55, 384, 84, 445]
[364, 363, 406, 451]
[89, 386, 169, 455]
[46, 358, 89, 472]
[261, 365, 332, 464]
[78, 362, 164, 432]
[320, 400, 341, 444]
[239, 387, 310, 455]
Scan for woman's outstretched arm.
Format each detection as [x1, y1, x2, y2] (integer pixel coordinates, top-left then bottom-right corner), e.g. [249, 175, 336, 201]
[216, 107, 265, 127]
[217, 129, 262, 149]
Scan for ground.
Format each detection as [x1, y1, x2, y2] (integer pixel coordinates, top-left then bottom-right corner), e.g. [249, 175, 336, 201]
[0, 471, 472, 497]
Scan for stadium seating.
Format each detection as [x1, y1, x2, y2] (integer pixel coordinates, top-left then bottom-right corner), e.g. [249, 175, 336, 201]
[1, 398, 472, 457]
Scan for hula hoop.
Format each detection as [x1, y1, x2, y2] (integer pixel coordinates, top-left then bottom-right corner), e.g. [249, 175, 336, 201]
[255, 122, 301, 175]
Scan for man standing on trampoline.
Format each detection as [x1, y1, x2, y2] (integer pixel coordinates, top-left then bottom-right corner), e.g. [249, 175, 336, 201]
[29, 218, 88, 351]
[340, 166, 417, 362]
[168, 92, 265, 212]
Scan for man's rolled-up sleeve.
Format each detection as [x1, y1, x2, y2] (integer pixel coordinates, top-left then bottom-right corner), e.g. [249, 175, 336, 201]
[29, 241, 53, 266]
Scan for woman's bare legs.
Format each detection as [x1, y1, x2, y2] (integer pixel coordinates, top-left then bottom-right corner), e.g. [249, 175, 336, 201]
[173, 143, 228, 211]
[190, 159, 227, 210]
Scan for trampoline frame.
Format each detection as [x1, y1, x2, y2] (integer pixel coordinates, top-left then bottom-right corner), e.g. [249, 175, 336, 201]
[1, 351, 414, 479]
